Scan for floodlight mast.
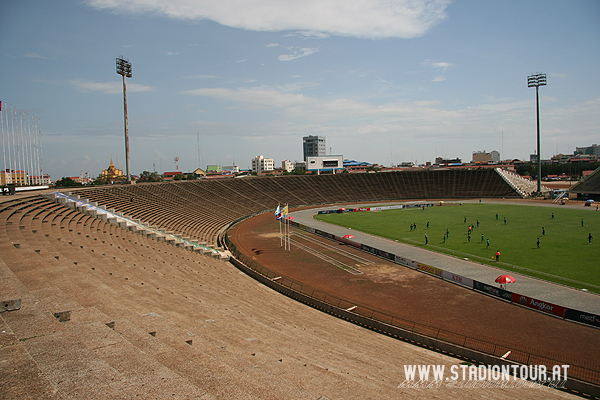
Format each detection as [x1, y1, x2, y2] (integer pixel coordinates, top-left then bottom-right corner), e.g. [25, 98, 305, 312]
[527, 73, 547, 195]
[116, 56, 132, 182]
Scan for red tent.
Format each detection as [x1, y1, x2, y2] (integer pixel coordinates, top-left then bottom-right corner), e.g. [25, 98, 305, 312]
[343, 234, 354, 239]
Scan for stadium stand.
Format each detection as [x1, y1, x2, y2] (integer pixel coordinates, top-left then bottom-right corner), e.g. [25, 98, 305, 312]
[69, 168, 520, 247]
[568, 166, 600, 201]
[495, 168, 551, 197]
[2, 170, 586, 399]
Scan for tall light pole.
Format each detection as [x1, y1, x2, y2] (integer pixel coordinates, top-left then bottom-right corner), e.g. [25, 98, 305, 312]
[527, 72, 546, 195]
[116, 56, 132, 182]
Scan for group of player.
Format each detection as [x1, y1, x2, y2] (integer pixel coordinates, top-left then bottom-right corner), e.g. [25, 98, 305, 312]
[416, 209, 593, 264]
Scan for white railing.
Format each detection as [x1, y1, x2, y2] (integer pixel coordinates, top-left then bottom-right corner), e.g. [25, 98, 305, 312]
[45, 191, 226, 259]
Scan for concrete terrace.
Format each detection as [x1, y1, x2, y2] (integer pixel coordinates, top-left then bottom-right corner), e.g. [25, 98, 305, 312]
[0, 170, 591, 399]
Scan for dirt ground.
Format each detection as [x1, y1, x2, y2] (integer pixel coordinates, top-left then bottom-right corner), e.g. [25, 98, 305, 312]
[229, 209, 600, 371]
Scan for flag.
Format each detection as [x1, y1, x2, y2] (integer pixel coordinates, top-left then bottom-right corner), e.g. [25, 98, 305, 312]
[280, 205, 288, 217]
[274, 204, 280, 219]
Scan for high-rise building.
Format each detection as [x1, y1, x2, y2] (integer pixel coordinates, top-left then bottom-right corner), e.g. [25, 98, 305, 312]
[303, 135, 326, 161]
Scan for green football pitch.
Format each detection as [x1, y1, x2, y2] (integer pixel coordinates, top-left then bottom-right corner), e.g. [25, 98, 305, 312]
[314, 203, 599, 293]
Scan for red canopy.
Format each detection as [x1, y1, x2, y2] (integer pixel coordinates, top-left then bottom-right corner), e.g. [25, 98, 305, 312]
[495, 275, 516, 284]
[343, 234, 354, 239]
[288, 216, 295, 220]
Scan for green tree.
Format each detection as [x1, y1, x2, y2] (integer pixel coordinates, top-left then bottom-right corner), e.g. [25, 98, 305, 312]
[92, 174, 126, 185]
[54, 177, 82, 188]
[137, 171, 163, 183]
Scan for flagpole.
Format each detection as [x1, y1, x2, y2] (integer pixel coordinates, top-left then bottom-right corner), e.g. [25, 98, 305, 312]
[285, 204, 288, 251]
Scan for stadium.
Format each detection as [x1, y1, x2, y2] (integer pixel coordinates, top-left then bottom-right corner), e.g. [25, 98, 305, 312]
[2, 167, 600, 399]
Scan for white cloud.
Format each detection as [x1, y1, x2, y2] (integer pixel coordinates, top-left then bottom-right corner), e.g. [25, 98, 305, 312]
[22, 52, 48, 59]
[71, 79, 155, 94]
[180, 86, 600, 156]
[181, 87, 310, 109]
[87, 0, 451, 39]
[423, 59, 454, 82]
[235, 59, 248, 63]
[167, 51, 179, 55]
[278, 47, 319, 61]
[266, 43, 279, 47]
[422, 60, 454, 72]
[286, 30, 331, 39]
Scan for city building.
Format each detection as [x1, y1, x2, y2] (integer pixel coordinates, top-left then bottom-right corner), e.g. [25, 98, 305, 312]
[206, 165, 221, 174]
[303, 135, 326, 161]
[530, 154, 551, 164]
[163, 171, 184, 180]
[31, 174, 51, 185]
[221, 165, 240, 174]
[0, 170, 27, 186]
[282, 160, 294, 173]
[251, 155, 274, 173]
[435, 157, 462, 166]
[575, 144, 599, 159]
[306, 155, 344, 172]
[192, 168, 206, 178]
[551, 154, 571, 164]
[294, 160, 306, 170]
[472, 150, 500, 164]
[343, 159, 372, 172]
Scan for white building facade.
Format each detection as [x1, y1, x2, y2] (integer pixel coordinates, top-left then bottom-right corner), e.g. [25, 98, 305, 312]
[306, 155, 344, 172]
[282, 160, 294, 172]
[251, 155, 274, 173]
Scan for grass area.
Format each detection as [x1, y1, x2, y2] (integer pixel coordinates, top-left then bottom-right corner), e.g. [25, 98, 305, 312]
[314, 203, 600, 293]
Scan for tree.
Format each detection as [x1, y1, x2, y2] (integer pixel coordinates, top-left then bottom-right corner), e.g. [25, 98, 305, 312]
[137, 171, 163, 183]
[92, 174, 126, 185]
[54, 177, 82, 188]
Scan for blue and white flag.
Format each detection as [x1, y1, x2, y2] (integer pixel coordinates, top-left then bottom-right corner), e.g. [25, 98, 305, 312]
[275, 204, 282, 220]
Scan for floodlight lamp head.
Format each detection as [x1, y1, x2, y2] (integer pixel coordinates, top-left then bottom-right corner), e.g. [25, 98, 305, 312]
[527, 73, 546, 88]
[116, 57, 132, 78]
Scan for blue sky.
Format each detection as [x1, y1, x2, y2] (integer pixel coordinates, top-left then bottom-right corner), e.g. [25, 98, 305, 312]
[1, 0, 599, 179]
